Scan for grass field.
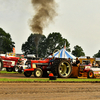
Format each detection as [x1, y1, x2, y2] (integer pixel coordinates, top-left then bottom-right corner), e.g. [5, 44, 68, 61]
[0, 78, 100, 82]
[0, 71, 100, 82]
[0, 71, 18, 74]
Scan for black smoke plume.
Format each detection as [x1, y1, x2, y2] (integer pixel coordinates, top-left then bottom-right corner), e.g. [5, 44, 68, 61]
[30, 0, 57, 34]
[30, 0, 58, 57]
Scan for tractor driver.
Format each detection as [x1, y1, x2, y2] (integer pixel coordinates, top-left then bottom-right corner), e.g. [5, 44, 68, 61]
[72, 57, 80, 67]
[48, 53, 55, 66]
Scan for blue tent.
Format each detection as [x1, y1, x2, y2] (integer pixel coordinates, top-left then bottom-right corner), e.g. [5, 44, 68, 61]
[49, 48, 76, 59]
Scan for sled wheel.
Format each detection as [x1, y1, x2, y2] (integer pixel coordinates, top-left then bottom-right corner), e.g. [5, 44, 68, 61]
[51, 59, 72, 78]
[0, 59, 3, 71]
[6, 68, 12, 72]
[14, 66, 19, 72]
[87, 70, 94, 78]
[24, 71, 32, 77]
[34, 68, 43, 78]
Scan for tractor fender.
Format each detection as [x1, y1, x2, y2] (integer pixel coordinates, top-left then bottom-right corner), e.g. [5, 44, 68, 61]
[24, 68, 35, 72]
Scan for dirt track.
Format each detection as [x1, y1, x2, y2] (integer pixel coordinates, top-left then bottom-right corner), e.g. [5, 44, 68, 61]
[0, 74, 100, 100]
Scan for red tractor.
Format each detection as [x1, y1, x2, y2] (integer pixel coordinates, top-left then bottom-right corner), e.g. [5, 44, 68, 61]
[24, 57, 74, 78]
[0, 53, 20, 72]
[23, 57, 95, 78]
[0, 53, 36, 72]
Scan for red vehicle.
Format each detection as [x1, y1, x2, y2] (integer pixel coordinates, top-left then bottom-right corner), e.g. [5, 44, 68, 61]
[23, 57, 95, 78]
[24, 57, 74, 78]
[78, 64, 94, 78]
[0, 53, 20, 72]
[79, 64, 100, 78]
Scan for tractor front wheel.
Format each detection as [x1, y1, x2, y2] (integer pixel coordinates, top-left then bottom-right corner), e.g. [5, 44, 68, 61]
[34, 68, 43, 78]
[87, 70, 94, 78]
[24, 71, 32, 77]
[13, 66, 19, 72]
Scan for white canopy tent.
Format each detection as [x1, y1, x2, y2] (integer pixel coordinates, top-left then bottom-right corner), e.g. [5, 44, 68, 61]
[49, 48, 76, 59]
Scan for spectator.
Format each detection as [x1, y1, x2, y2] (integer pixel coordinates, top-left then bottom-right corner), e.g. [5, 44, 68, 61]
[68, 58, 71, 62]
[68, 58, 73, 64]
[95, 62, 99, 67]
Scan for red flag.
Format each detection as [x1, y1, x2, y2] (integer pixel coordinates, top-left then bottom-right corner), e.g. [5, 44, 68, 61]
[13, 47, 15, 53]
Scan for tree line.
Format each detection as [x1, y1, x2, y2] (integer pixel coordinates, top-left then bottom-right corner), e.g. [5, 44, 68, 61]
[0, 27, 99, 58]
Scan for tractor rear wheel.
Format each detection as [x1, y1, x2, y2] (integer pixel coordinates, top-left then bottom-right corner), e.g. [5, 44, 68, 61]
[87, 70, 94, 78]
[24, 71, 32, 77]
[0, 59, 3, 71]
[51, 59, 72, 78]
[34, 68, 43, 78]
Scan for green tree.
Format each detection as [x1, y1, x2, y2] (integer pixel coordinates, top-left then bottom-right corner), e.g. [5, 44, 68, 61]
[45, 32, 70, 57]
[22, 32, 70, 57]
[72, 45, 85, 57]
[93, 50, 100, 58]
[22, 34, 46, 56]
[0, 28, 15, 53]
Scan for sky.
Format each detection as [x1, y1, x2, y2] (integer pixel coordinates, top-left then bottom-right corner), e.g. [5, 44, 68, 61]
[0, 0, 100, 57]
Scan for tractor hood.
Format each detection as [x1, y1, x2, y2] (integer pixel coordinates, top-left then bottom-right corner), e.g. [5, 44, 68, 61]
[31, 60, 49, 64]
